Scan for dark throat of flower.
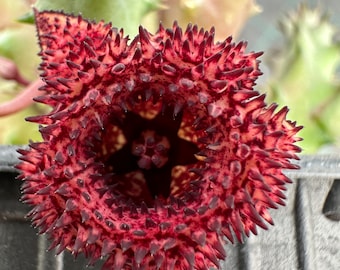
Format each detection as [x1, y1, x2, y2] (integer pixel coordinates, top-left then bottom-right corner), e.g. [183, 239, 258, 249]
[102, 104, 200, 206]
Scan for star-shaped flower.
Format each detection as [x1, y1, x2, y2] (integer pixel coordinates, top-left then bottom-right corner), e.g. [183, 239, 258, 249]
[17, 10, 302, 269]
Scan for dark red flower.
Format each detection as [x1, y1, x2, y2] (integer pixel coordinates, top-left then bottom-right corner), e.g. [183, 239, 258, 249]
[17, 10, 302, 270]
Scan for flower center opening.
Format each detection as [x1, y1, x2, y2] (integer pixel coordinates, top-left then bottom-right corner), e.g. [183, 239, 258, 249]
[102, 104, 200, 205]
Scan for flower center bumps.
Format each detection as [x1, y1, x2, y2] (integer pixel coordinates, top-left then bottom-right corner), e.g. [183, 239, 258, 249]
[104, 109, 199, 203]
[17, 10, 302, 270]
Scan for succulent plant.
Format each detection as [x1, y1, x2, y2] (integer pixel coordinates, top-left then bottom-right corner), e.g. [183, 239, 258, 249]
[265, 5, 340, 153]
[159, 0, 261, 39]
[34, 0, 161, 36]
[17, 10, 301, 269]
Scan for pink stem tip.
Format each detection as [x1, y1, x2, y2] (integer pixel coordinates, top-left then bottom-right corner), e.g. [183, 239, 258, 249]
[0, 79, 45, 116]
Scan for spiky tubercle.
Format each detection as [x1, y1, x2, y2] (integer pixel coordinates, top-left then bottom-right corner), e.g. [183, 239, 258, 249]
[17, 11, 302, 270]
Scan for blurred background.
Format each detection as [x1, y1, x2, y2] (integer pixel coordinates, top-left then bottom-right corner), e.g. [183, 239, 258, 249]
[0, 2, 339, 270]
[1, 0, 340, 154]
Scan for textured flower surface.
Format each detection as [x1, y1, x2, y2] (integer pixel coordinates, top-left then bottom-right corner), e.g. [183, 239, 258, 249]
[17, 10, 302, 270]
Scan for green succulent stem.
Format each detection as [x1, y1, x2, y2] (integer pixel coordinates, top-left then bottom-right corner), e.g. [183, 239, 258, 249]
[30, 0, 161, 36]
[266, 5, 340, 153]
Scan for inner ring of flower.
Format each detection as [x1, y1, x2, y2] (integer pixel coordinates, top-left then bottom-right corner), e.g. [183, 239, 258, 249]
[131, 130, 170, 170]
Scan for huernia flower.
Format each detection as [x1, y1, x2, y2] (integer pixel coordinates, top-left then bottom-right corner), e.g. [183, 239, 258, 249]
[17, 10, 302, 270]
